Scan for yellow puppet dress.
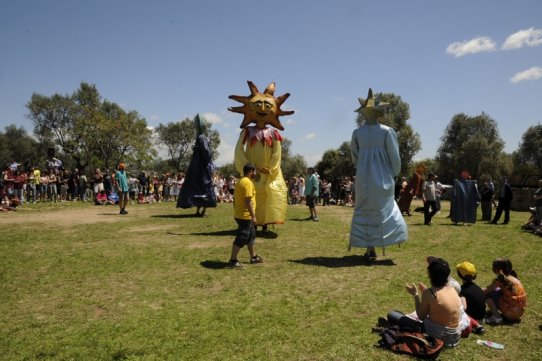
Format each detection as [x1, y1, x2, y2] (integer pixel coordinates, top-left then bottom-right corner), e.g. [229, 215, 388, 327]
[234, 125, 287, 226]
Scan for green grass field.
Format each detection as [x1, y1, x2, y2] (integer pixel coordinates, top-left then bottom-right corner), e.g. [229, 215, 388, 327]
[1, 199, 541, 360]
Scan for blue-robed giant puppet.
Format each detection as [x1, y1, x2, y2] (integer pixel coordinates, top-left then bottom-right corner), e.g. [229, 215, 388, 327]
[450, 170, 480, 225]
[177, 114, 217, 215]
[349, 89, 408, 261]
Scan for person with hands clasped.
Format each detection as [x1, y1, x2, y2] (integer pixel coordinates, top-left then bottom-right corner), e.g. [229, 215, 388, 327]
[227, 163, 263, 268]
[385, 258, 468, 348]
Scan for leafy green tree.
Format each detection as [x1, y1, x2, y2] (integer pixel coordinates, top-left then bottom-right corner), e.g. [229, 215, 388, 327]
[410, 158, 437, 178]
[335, 141, 356, 178]
[145, 158, 173, 176]
[316, 149, 340, 182]
[155, 117, 220, 172]
[69, 83, 103, 170]
[282, 154, 307, 181]
[93, 101, 156, 170]
[435, 112, 510, 183]
[316, 141, 355, 195]
[0, 125, 44, 169]
[26, 82, 156, 172]
[355, 92, 421, 175]
[218, 162, 239, 179]
[27, 92, 79, 164]
[513, 124, 542, 176]
[280, 138, 307, 180]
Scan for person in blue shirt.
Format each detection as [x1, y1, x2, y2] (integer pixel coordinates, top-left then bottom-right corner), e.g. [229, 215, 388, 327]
[115, 163, 129, 215]
[304, 167, 320, 222]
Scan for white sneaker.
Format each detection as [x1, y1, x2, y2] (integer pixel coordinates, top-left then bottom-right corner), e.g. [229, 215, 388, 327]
[486, 315, 503, 325]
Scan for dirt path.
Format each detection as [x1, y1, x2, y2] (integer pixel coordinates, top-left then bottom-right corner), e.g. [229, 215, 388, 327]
[0, 204, 126, 226]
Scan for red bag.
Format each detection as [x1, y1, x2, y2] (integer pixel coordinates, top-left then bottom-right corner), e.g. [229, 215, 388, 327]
[376, 326, 445, 359]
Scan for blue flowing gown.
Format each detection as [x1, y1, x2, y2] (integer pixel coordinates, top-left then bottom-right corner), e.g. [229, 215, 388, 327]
[177, 134, 217, 209]
[451, 179, 479, 224]
[349, 123, 408, 249]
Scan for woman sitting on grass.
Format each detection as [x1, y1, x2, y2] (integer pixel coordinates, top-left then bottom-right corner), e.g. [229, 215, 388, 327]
[0, 185, 19, 211]
[385, 257, 468, 348]
[484, 258, 527, 325]
[94, 190, 114, 205]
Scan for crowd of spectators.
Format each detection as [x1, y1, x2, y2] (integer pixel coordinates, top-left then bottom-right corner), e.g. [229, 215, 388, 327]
[1, 160, 237, 210]
[288, 174, 356, 207]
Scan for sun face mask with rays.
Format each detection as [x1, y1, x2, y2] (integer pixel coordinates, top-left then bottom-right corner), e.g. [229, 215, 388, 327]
[228, 81, 294, 130]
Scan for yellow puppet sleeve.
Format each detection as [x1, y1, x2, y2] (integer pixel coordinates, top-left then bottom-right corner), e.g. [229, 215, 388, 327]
[234, 130, 249, 175]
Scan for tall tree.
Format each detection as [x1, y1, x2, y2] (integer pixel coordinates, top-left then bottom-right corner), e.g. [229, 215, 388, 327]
[435, 112, 509, 183]
[218, 162, 239, 179]
[27, 82, 155, 172]
[0, 125, 43, 169]
[280, 138, 307, 180]
[27, 92, 77, 156]
[316, 141, 355, 195]
[27, 83, 97, 170]
[355, 92, 421, 175]
[513, 124, 542, 176]
[155, 117, 220, 172]
[95, 104, 156, 170]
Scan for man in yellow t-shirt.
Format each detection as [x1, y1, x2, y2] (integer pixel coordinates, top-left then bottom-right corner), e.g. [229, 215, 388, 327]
[227, 163, 263, 268]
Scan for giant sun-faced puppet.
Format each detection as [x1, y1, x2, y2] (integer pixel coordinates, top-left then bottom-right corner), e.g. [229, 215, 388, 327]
[229, 81, 294, 230]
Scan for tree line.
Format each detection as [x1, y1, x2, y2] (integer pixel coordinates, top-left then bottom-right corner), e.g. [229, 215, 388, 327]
[1, 82, 541, 186]
[315, 96, 540, 188]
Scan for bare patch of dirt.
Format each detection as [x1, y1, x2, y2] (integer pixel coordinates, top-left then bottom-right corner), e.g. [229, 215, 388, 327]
[0, 205, 121, 226]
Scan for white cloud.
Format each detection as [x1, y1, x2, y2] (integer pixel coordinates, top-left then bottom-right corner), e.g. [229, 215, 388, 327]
[305, 153, 322, 167]
[502, 27, 542, 50]
[221, 121, 235, 128]
[446, 36, 497, 57]
[214, 140, 235, 166]
[510, 66, 542, 83]
[149, 114, 159, 121]
[304, 133, 316, 140]
[201, 112, 222, 124]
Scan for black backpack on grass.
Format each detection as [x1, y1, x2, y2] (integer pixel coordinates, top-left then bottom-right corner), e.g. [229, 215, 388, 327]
[374, 326, 444, 359]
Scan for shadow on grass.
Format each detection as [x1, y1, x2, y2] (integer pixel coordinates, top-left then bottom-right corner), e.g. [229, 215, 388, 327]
[200, 260, 229, 269]
[413, 221, 485, 227]
[185, 229, 279, 239]
[290, 255, 396, 268]
[290, 217, 317, 222]
[151, 213, 202, 219]
[165, 229, 238, 236]
[258, 231, 279, 239]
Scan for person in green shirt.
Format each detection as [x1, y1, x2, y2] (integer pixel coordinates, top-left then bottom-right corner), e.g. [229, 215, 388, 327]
[115, 163, 129, 215]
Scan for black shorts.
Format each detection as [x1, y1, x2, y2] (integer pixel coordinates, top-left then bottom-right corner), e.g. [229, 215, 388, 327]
[233, 218, 256, 248]
[306, 195, 317, 208]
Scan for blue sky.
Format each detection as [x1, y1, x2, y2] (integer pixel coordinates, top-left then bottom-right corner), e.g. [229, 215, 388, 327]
[1, 0, 541, 166]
